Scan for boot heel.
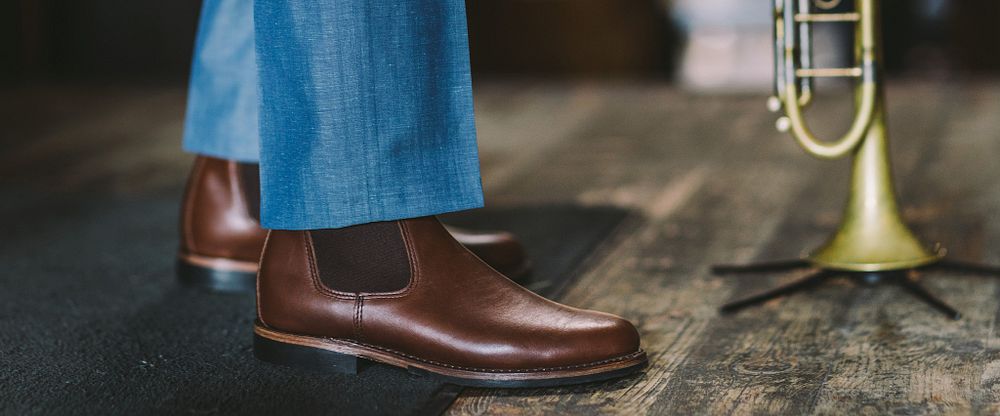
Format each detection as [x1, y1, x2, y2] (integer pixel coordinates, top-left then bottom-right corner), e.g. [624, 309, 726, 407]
[253, 333, 360, 374]
[176, 258, 257, 293]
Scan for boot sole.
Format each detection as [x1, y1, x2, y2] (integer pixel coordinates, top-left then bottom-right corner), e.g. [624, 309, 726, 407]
[176, 254, 257, 293]
[253, 322, 647, 388]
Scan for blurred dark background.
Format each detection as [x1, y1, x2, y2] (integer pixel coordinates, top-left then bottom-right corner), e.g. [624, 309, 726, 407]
[2, 0, 999, 87]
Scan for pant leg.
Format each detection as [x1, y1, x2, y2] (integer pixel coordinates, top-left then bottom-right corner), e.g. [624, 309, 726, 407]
[182, 0, 260, 162]
[254, 0, 483, 230]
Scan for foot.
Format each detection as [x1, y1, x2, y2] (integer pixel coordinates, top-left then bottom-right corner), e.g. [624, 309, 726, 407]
[177, 156, 532, 291]
[254, 216, 646, 387]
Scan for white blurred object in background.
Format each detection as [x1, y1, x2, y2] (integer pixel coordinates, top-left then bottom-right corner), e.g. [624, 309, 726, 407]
[672, 0, 848, 93]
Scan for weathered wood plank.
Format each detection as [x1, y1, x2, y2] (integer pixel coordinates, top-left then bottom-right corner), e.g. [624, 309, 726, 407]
[810, 84, 1000, 415]
[450, 86, 825, 415]
[648, 83, 963, 416]
[9, 81, 1000, 415]
[449, 82, 1000, 415]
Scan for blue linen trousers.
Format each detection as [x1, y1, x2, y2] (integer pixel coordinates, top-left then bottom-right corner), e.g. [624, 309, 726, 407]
[182, 0, 484, 230]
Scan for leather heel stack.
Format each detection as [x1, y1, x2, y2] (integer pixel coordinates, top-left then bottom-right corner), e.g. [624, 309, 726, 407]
[176, 258, 257, 293]
[253, 332, 360, 375]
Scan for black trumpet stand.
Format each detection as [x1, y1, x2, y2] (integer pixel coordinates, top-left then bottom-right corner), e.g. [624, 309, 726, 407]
[712, 259, 1000, 320]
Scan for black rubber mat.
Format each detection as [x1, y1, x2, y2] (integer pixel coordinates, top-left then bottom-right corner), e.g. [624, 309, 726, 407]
[0, 186, 629, 416]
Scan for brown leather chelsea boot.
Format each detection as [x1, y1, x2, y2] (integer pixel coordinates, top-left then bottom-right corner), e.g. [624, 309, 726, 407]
[253, 216, 647, 387]
[177, 156, 531, 292]
[177, 156, 267, 292]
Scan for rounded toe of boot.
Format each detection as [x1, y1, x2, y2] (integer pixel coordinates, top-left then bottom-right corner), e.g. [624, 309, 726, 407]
[553, 309, 643, 367]
[595, 313, 643, 359]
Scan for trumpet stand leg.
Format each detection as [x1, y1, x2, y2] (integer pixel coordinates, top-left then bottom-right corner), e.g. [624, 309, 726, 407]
[719, 269, 833, 314]
[896, 271, 962, 320]
[713, 259, 978, 320]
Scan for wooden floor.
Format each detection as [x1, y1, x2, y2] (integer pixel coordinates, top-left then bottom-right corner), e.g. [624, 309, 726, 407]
[466, 81, 1000, 415]
[5, 80, 1000, 414]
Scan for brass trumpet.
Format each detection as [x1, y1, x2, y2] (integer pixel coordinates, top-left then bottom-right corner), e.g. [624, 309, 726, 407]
[714, 0, 1000, 319]
[772, 0, 940, 271]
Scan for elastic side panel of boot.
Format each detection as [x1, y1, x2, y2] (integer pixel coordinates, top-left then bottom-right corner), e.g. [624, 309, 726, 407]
[309, 222, 412, 293]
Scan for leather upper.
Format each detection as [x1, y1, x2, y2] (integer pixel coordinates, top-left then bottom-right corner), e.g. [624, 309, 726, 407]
[179, 156, 269, 262]
[257, 216, 641, 370]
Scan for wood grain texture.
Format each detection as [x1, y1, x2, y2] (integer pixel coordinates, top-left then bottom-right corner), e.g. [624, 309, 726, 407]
[449, 82, 1000, 415]
[5, 81, 1000, 415]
